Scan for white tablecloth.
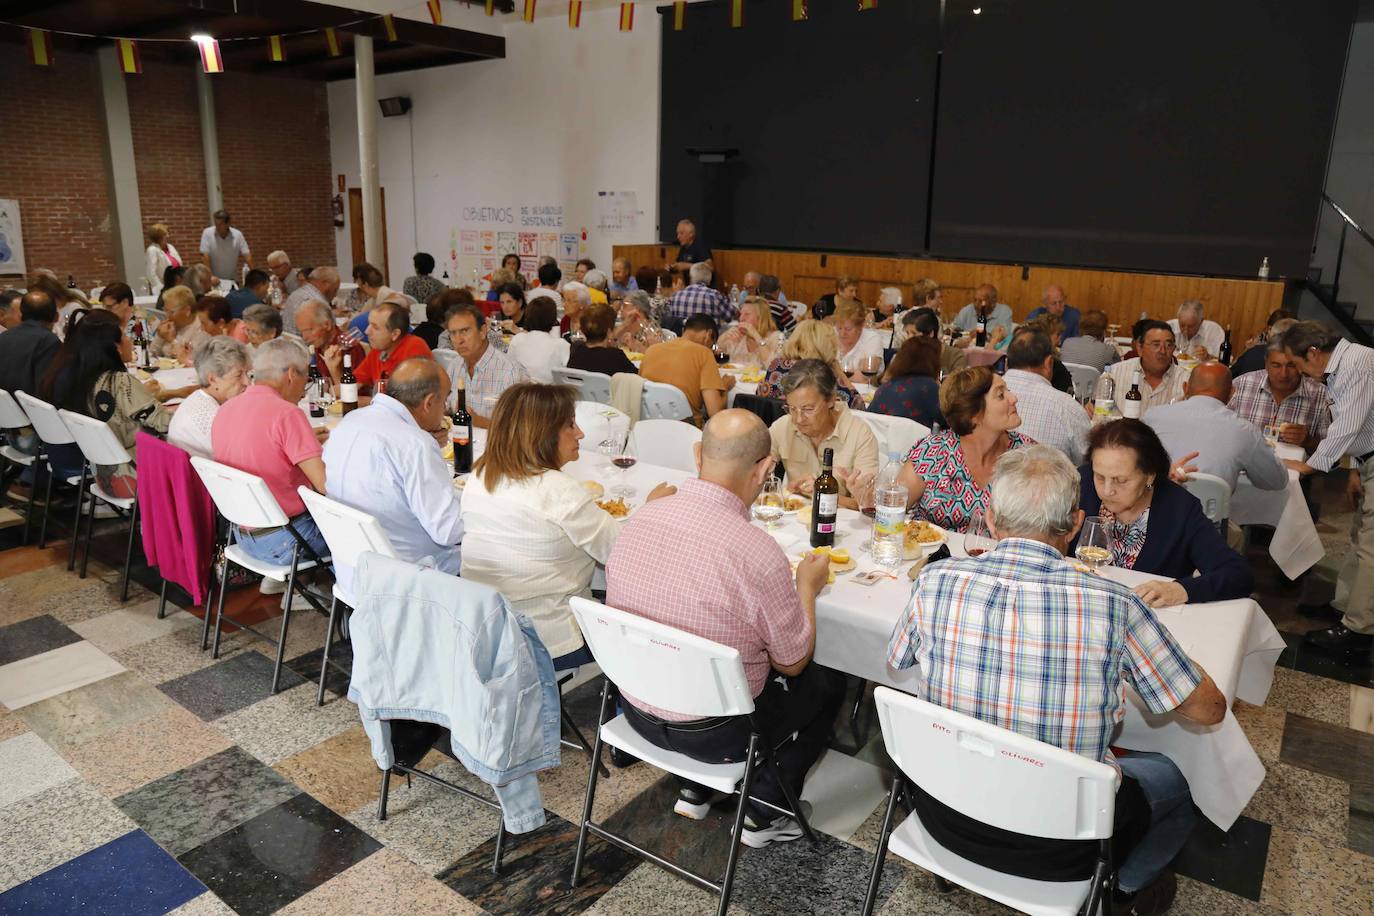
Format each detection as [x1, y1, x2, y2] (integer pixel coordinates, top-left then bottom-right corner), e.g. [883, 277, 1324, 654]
[1231, 442, 1323, 579]
[560, 451, 1282, 830]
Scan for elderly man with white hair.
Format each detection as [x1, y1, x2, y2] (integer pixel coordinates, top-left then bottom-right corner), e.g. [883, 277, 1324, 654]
[1167, 299, 1224, 360]
[665, 261, 735, 326]
[612, 289, 664, 351]
[609, 257, 639, 298]
[167, 337, 252, 458]
[281, 266, 341, 336]
[210, 338, 330, 566]
[888, 444, 1226, 913]
[265, 250, 302, 298]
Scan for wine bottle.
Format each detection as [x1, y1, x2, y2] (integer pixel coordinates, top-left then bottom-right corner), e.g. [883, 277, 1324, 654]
[132, 321, 148, 368]
[1121, 369, 1144, 419]
[452, 376, 473, 476]
[340, 352, 358, 414]
[975, 313, 988, 348]
[378, 368, 390, 396]
[307, 347, 324, 418]
[1219, 326, 1233, 365]
[810, 447, 839, 549]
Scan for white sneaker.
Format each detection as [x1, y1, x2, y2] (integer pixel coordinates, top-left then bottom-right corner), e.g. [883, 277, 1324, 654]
[259, 576, 288, 595]
[739, 800, 812, 848]
[281, 582, 333, 612]
[673, 787, 729, 820]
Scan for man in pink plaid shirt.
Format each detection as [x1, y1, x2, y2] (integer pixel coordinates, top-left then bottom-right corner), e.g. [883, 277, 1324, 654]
[606, 409, 844, 848]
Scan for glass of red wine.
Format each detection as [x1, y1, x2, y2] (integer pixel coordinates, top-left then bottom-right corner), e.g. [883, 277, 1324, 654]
[963, 507, 995, 557]
[859, 354, 884, 385]
[714, 345, 729, 365]
[610, 435, 637, 498]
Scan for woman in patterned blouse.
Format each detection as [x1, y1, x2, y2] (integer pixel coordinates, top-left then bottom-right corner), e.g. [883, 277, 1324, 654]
[898, 366, 1029, 532]
[759, 319, 866, 410]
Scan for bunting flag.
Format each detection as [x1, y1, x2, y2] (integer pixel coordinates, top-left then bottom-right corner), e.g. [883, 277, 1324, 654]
[672, 1, 685, 30]
[382, 14, 399, 40]
[427, 0, 443, 25]
[485, 0, 495, 14]
[267, 35, 286, 62]
[116, 38, 142, 74]
[196, 36, 223, 73]
[324, 27, 342, 57]
[858, 0, 877, 9]
[568, 0, 581, 28]
[523, 0, 536, 23]
[729, 0, 743, 28]
[618, 2, 634, 31]
[28, 28, 53, 67]
[792, 0, 808, 21]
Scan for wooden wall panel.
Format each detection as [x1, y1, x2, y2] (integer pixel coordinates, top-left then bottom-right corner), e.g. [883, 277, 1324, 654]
[614, 245, 1286, 346]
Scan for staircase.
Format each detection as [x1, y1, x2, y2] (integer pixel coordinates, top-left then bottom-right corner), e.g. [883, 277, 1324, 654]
[1304, 194, 1374, 345]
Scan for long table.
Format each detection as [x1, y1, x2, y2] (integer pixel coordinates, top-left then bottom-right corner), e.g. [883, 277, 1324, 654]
[559, 450, 1283, 831]
[1231, 442, 1323, 580]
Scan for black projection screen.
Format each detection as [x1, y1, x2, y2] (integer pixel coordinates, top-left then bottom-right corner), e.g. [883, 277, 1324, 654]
[929, 0, 1354, 277]
[657, 0, 940, 255]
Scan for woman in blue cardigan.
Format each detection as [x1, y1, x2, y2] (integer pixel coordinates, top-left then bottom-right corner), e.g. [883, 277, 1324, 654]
[1077, 419, 1253, 606]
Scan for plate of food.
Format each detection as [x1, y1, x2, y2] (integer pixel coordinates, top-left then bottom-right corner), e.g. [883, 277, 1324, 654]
[625, 351, 644, 362]
[596, 497, 631, 519]
[903, 520, 946, 559]
[739, 370, 765, 383]
[799, 545, 856, 574]
[783, 495, 809, 514]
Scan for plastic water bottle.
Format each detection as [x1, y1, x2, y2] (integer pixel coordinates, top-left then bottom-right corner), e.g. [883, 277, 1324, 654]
[1258, 257, 1270, 279]
[1092, 375, 1117, 424]
[870, 460, 908, 567]
[730, 283, 740, 304]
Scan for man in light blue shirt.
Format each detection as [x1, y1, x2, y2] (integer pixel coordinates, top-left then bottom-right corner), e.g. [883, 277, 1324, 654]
[951, 283, 1014, 341]
[322, 358, 463, 598]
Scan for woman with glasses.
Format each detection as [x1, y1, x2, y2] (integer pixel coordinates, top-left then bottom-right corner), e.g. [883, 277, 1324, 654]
[767, 360, 879, 510]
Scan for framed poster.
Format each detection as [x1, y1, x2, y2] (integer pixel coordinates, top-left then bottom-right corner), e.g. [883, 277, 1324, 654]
[0, 199, 26, 276]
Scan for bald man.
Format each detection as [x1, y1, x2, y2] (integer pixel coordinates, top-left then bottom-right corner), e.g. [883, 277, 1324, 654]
[605, 409, 842, 846]
[322, 357, 464, 596]
[1144, 362, 1288, 492]
[951, 283, 1014, 345]
[1026, 284, 1081, 341]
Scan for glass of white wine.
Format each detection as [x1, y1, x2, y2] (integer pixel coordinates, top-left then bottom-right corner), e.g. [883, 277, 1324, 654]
[1076, 517, 1113, 572]
[752, 477, 786, 531]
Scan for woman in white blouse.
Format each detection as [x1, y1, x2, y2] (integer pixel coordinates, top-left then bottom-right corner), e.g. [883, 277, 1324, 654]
[166, 336, 251, 458]
[715, 296, 782, 367]
[461, 383, 675, 669]
[145, 223, 182, 295]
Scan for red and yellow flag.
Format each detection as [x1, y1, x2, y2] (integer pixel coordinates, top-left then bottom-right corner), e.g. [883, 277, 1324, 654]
[729, 0, 743, 28]
[196, 37, 223, 73]
[568, 0, 581, 28]
[672, 1, 685, 30]
[523, 0, 537, 23]
[619, 2, 634, 31]
[382, 14, 398, 40]
[28, 28, 53, 67]
[324, 27, 342, 57]
[116, 38, 142, 74]
[858, 0, 877, 9]
[427, 0, 443, 25]
[268, 35, 286, 62]
[792, 0, 808, 21]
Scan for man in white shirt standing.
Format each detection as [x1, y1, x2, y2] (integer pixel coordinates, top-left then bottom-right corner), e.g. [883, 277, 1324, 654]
[1002, 329, 1092, 464]
[1106, 320, 1187, 417]
[199, 210, 252, 284]
[1167, 299, 1224, 360]
[1144, 362, 1287, 492]
[322, 358, 464, 598]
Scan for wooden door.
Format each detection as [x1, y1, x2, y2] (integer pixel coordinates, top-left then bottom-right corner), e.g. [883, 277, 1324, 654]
[347, 187, 389, 282]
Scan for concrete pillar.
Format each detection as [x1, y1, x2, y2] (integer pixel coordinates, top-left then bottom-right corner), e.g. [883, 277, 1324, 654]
[94, 45, 147, 288]
[195, 66, 223, 215]
[355, 35, 384, 273]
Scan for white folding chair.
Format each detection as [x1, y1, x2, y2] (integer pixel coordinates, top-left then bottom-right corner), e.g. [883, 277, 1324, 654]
[856, 411, 929, 462]
[0, 390, 40, 544]
[629, 418, 701, 472]
[57, 409, 141, 601]
[296, 487, 398, 706]
[568, 597, 817, 915]
[190, 457, 331, 694]
[1064, 362, 1102, 403]
[1182, 472, 1232, 533]
[552, 367, 612, 405]
[640, 380, 693, 422]
[15, 392, 84, 554]
[862, 687, 1117, 916]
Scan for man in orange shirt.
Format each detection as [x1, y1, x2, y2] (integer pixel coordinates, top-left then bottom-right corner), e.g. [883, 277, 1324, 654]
[353, 298, 433, 399]
[639, 313, 735, 425]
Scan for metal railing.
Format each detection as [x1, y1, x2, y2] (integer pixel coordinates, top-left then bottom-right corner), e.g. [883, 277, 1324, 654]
[1321, 193, 1374, 309]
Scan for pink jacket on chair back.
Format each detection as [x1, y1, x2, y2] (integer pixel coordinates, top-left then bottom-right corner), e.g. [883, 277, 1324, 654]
[136, 431, 216, 605]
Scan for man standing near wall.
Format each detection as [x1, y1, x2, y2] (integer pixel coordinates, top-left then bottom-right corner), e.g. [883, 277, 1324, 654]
[672, 219, 714, 276]
[200, 210, 252, 285]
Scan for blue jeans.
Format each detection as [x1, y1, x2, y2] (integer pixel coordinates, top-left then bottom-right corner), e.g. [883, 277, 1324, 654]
[1116, 751, 1196, 893]
[234, 513, 330, 570]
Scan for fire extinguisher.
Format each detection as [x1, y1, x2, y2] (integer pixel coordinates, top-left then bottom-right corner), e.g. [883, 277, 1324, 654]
[332, 194, 345, 228]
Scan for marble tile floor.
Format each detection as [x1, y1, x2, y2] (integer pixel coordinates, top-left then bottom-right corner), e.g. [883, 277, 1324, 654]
[1, 481, 1373, 914]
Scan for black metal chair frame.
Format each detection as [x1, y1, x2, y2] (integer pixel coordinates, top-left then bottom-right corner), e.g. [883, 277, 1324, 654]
[571, 680, 818, 916]
[67, 460, 140, 602]
[861, 772, 1115, 916]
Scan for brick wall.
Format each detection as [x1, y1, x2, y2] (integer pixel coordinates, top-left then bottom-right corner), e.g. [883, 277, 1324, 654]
[0, 55, 335, 290]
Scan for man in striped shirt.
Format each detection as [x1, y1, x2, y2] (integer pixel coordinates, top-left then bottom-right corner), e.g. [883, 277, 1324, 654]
[1279, 322, 1374, 653]
[887, 445, 1225, 912]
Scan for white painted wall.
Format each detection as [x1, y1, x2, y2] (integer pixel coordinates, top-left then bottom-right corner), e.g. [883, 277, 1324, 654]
[327, 2, 661, 287]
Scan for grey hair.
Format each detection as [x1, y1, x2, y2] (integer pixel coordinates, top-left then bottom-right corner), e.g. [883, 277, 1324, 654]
[989, 445, 1081, 539]
[582, 269, 609, 292]
[383, 358, 444, 408]
[780, 358, 837, 400]
[192, 336, 251, 387]
[1177, 299, 1204, 319]
[266, 250, 290, 266]
[186, 264, 213, 297]
[561, 281, 592, 308]
[1278, 320, 1343, 356]
[309, 265, 340, 287]
[878, 287, 902, 308]
[296, 298, 333, 327]
[623, 289, 651, 314]
[1264, 318, 1299, 353]
[688, 262, 712, 285]
[242, 303, 282, 336]
[252, 337, 309, 380]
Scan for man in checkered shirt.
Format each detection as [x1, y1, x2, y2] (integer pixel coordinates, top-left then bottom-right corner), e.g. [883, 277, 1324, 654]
[665, 262, 737, 327]
[887, 445, 1225, 913]
[606, 409, 844, 848]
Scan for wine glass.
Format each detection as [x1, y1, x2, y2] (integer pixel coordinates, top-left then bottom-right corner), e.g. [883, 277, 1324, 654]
[859, 354, 884, 386]
[610, 435, 637, 498]
[1263, 423, 1281, 448]
[752, 477, 785, 531]
[963, 507, 995, 557]
[1075, 517, 1113, 572]
[342, 326, 364, 348]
